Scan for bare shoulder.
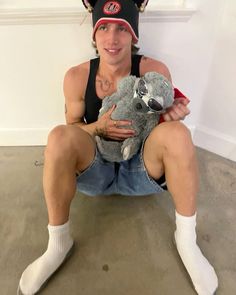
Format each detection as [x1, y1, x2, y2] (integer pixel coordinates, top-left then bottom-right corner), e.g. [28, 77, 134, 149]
[63, 61, 90, 100]
[140, 56, 172, 82]
[65, 61, 89, 80]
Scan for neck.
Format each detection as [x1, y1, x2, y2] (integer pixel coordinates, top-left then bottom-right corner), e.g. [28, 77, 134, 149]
[98, 55, 132, 81]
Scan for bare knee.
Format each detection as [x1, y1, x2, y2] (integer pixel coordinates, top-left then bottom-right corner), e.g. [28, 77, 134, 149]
[176, 123, 194, 158]
[163, 121, 194, 154]
[44, 124, 95, 171]
[45, 125, 85, 159]
[45, 125, 71, 156]
[166, 124, 196, 168]
[149, 121, 195, 158]
[144, 122, 194, 177]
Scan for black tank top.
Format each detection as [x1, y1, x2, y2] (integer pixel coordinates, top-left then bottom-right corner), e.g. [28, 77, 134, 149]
[84, 54, 143, 124]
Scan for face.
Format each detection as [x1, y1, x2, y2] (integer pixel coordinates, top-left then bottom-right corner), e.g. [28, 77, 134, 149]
[94, 22, 133, 65]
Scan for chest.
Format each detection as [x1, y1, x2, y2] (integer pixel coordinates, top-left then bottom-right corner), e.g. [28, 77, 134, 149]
[95, 76, 118, 99]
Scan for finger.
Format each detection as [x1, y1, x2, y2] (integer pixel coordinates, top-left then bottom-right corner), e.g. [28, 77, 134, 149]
[114, 120, 132, 127]
[175, 97, 190, 106]
[107, 104, 116, 116]
[110, 120, 119, 128]
[162, 112, 172, 122]
[109, 136, 128, 141]
[172, 105, 187, 119]
[108, 126, 135, 137]
[168, 103, 190, 120]
[109, 133, 135, 140]
[110, 128, 135, 136]
[177, 103, 190, 116]
[112, 120, 117, 128]
[168, 110, 180, 121]
[166, 104, 184, 120]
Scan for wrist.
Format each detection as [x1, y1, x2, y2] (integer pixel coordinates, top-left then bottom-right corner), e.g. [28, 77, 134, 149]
[94, 121, 106, 137]
[94, 122, 100, 136]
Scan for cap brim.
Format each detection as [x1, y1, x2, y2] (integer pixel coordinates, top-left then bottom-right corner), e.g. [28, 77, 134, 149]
[93, 18, 138, 44]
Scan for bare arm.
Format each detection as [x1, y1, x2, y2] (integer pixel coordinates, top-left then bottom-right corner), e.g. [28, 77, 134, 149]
[63, 64, 111, 138]
[140, 56, 190, 121]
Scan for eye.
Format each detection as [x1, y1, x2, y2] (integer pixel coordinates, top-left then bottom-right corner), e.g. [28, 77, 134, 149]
[98, 24, 107, 31]
[118, 25, 127, 32]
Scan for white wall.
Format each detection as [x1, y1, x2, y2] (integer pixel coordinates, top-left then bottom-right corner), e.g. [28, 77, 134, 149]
[0, 23, 93, 144]
[139, 0, 236, 161]
[194, 0, 236, 161]
[0, 0, 235, 161]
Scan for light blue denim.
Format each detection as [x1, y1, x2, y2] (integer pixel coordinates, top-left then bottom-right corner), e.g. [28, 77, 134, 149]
[76, 144, 166, 196]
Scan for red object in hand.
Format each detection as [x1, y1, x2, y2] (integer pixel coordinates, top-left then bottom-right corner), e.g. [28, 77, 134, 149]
[174, 88, 190, 103]
[159, 88, 189, 123]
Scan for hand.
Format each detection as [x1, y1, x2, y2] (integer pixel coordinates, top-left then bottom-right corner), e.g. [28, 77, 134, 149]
[95, 105, 135, 140]
[162, 97, 190, 122]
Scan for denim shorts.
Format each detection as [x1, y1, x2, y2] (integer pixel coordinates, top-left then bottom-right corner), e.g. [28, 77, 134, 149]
[76, 143, 167, 196]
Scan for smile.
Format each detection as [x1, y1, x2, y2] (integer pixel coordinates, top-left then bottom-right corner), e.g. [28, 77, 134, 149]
[105, 48, 121, 54]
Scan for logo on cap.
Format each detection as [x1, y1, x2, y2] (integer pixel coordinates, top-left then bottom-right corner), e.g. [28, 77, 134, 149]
[103, 1, 121, 15]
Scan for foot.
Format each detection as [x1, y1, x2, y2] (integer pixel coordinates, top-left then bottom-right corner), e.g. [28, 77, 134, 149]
[174, 232, 218, 295]
[18, 242, 74, 295]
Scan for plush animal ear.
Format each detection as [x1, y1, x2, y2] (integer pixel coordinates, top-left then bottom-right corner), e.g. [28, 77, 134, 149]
[81, 0, 97, 12]
[132, 0, 149, 12]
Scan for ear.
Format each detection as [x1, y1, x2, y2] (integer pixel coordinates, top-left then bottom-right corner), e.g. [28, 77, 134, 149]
[81, 0, 97, 12]
[132, 0, 149, 12]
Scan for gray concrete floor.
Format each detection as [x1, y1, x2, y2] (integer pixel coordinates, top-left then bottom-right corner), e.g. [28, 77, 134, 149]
[0, 146, 235, 295]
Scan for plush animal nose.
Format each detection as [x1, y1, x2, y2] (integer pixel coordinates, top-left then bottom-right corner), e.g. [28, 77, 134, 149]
[148, 98, 163, 112]
[136, 103, 143, 110]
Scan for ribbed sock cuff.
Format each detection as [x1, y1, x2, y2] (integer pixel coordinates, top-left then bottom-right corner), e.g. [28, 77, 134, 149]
[175, 211, 197, 227]
[48, 220, 70, 233]
[175, 210, 197, 243]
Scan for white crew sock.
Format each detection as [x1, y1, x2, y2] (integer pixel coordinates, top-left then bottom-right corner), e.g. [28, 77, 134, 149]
[174, 211, 218, 295]
[19, 221, 74, 295]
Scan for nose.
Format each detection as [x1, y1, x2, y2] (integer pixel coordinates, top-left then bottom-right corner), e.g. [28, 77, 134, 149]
[107, 28, 118, 45]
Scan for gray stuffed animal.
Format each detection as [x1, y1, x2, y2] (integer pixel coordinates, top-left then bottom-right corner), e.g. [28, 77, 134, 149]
[95, 71, 174, 162]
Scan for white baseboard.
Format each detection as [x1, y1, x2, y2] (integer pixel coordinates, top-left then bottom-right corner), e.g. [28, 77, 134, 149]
[192, 125, 236, 162]
[0, 125, 235, 162]
[0, 128, 49, 146]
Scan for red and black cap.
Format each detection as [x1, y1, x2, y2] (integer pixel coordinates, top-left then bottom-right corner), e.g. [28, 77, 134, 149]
[82, 0, 149, 44]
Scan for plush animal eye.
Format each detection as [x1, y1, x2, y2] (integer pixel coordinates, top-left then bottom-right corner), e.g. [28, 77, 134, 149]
[148, 99, 163, 112]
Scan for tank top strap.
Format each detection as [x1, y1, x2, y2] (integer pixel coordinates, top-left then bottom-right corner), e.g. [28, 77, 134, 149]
[130, 54, 143, 77]
[84, 57, 100, 103]
[84, 57, 102, 124]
